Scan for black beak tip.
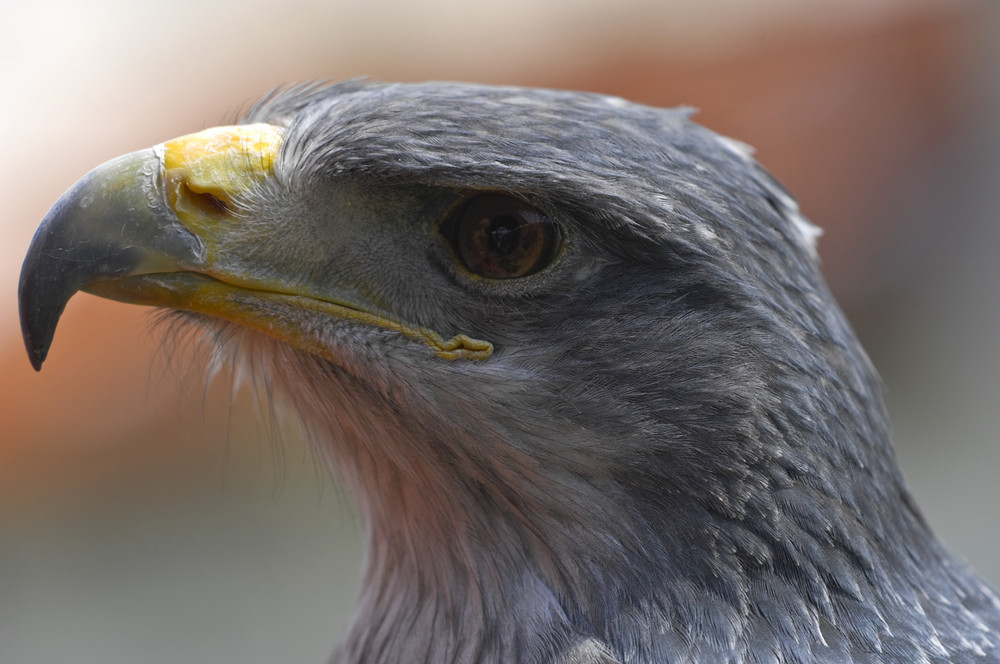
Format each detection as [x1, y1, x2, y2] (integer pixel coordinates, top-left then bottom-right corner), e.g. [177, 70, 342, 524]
[27, 347, 46, 372]
[20, 325, 52, 372]
[18, 237, 77, 373]
[18, 276, 61, 372]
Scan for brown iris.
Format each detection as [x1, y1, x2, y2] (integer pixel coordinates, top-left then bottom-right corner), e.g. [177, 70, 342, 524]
[450, 195, 559, 279]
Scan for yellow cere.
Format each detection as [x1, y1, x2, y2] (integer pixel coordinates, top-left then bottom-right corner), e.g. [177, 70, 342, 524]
[161, 123, 284, 228]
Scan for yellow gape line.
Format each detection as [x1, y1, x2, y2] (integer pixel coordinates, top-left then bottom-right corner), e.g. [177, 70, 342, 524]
[428, 333, 494, 360]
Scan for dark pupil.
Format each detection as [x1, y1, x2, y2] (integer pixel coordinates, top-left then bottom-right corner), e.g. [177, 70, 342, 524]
[487, 216, 521, 255]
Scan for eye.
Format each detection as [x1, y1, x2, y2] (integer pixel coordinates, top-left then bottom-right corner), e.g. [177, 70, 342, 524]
[447, 194, 560, 279]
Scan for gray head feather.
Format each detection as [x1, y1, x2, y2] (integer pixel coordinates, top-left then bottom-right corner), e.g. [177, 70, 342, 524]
[229, 81, 1000, 663]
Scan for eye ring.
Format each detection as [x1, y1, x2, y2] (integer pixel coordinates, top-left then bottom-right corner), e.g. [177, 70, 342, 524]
[446, 194, 560, 279]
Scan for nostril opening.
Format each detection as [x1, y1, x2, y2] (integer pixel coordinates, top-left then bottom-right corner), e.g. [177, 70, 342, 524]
[184, 183, 231, 217]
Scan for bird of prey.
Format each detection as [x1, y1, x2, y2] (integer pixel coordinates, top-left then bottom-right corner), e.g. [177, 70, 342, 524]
[18, 80, 1000, 663]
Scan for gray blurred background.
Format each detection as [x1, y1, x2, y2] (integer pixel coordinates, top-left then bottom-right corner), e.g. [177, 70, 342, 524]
[1, 1, 998, 662]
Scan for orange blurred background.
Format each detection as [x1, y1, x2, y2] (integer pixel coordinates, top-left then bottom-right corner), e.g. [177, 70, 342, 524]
[2, 1, 998, 661]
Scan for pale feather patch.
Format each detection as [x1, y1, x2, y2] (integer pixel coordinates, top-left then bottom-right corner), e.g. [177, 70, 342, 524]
[715, 134, 822, 254]
[692, 222, 721, 244]
[716, 135, 756, 162]
[771, 186, 822, 257]
[602, 95, 630, 109]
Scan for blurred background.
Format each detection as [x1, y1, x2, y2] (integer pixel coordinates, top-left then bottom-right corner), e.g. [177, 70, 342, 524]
[1, 0, 998, 661]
